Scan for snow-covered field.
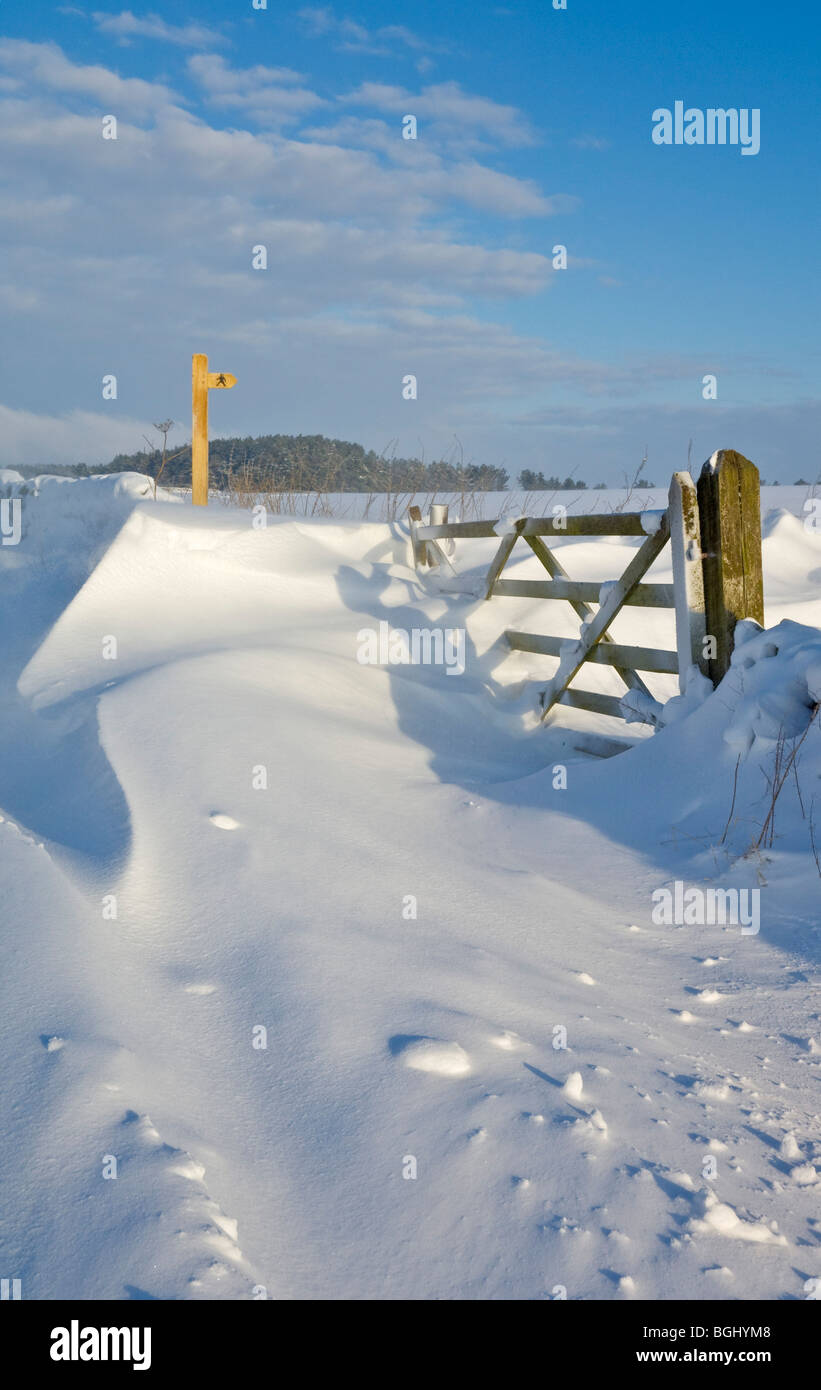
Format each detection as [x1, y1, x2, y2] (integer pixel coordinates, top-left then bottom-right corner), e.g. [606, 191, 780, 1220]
[1, 471, 820, 1301]
[159, 482, 820, 527]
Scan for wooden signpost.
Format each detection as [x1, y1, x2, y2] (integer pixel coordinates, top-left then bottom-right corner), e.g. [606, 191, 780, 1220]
[191, 353, 237, 506]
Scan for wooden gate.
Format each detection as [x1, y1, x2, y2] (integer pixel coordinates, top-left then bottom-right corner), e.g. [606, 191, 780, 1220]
[409, 451, 764, 729]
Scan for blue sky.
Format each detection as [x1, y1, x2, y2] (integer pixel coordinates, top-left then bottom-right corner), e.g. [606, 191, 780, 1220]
[0, 0, 818, 481]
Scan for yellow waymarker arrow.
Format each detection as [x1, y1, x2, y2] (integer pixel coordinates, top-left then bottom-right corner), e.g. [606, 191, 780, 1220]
[207, 372, 237, 389]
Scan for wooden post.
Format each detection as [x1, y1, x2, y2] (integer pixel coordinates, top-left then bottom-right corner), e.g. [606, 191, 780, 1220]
[409, 503, 451, 568]
[428, 502, 448, 567]
[191, 353, 209, 506]
[696, 449, 764, 685]
[407, 505, 426, 567]
[191, 353, 237, 506]
[668, 470, 707, 690]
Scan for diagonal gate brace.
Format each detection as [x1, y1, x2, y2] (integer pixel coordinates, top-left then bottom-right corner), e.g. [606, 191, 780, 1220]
[536, 516, 671, 720]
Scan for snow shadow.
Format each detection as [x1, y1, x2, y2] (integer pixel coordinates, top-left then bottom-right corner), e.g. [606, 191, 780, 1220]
[0, 496, 138, 871]
[334, 554, 557, 787]
[334, 551, 821, 967]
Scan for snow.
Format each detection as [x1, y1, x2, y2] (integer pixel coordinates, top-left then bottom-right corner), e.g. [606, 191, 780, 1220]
[396, 1038, 472, 1077]
[640, 509, 666, 535]
[621, 688, 664, 726]
[2, 474, 821, 1301]
[493, 512, 526, 536]
[723, 617, 821, 752]
[687, 1191, 788, 1245]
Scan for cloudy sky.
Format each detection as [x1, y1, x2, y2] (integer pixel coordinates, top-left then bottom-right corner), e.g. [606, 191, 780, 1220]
[1, 0, 818, 481]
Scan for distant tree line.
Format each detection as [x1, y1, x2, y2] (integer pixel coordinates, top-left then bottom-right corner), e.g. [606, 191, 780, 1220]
[517, 470, 657, 490]
[82, 434, 512, 492]
[80, 432, 657, 493]
[519, 470, 599, 491]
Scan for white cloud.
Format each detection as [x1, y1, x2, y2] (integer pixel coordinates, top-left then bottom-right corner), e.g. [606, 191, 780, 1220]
[187, 54, 325, 124]
[188, 54, 307, 93]
[0, 51, 564, 418]
[300, 114, 399, 154]
[0, 28, 803, 484]
[0, 41, 636, 475]
[298, 118, 561, 215]
[231, 220, 553, 299]
[298, 7, 440, 58]
[0, 405, 157, 468]
[342, 80, 538, 147]
[91, 9, 224, 49]
[442, 164, 574, 217]
[0, 38, 178, 112]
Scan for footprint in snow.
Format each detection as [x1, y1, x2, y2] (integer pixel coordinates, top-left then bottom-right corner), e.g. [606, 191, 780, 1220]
[110, 1109, 258, 1297]
[390, 1035, 471, 1077]
[790, 1164, 819, 1186]
[490, 1030, 525, 1051]
[686, 1190, 788, 1245]
[691, 1079, 732, 1101]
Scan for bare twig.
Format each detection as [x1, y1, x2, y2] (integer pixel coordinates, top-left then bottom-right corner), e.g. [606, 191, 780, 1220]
[719, 755, 742, 845]
[754, 704, 821, 850]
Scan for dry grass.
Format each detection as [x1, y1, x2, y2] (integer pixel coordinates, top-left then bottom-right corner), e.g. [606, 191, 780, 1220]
[216, 461, 337, 516]
[205, 463, 495, 523]
[751, 703, 820, 854]
[164, 468, 635, 524]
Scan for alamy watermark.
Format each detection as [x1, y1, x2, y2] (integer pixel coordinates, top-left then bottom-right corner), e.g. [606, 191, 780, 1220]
[652, 103, 760, 156]
[357, 622, 465, 676]
[652, 880, 760, 935]
[50, 1321, 151, 1370]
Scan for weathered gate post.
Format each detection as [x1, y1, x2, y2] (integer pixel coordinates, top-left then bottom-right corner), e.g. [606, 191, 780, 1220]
[696, 449, 764, 685]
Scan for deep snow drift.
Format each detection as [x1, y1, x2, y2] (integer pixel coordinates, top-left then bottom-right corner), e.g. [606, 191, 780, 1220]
[1, 474, 820, 1301]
